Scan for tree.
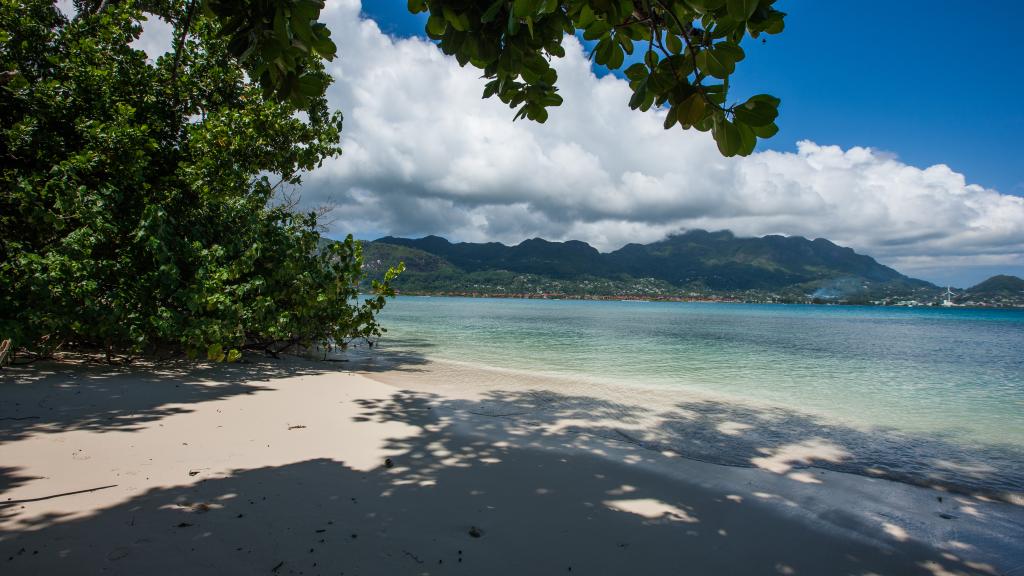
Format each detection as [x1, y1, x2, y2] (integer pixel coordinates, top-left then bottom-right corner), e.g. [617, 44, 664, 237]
[0, 0, 400, 362]
[193, 0, 785, 157]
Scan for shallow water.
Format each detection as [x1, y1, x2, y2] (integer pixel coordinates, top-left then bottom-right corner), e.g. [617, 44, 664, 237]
[374, 296, 1024, 495]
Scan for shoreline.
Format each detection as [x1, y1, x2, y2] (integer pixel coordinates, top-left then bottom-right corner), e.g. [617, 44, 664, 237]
[386, 292, 1024, 310]
[1, 357, 1021, 574]
[356, 347, 1024, 505]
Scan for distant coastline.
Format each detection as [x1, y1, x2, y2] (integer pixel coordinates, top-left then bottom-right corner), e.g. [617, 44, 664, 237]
[389, 290, 1024, 309]
[344, 232, 1024, 308]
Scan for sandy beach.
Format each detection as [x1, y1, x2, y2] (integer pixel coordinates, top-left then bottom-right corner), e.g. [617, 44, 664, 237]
[1, 356, 1021, 575]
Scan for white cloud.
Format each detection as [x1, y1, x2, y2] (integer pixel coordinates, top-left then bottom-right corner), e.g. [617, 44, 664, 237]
[125, 0, 1024, 286]
[131, 13, 175, 60]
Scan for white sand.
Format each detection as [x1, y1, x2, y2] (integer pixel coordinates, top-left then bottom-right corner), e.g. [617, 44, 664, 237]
[0, 357, 1021, 575]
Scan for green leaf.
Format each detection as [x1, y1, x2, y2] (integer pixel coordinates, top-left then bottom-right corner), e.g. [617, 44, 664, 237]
[735, 120, 757, 156]
[712, 115, 741, 156]
[624, 62, 648, 81]
[443, 6, 469, 31]
[733, 95, 778, 126]
[714, 41, 744, 63]
[482, 0, 505, 23]
[583, 20, 611, 40]
[685, 0, 726, 14]
[607, 42, 624, 69]
[696, 48, 729, 78]
[663, 105, 679, 129]
[513, 0, 536, 18]
[628, 81, 648, 109]
[750, 122, 778, 138]
[296, 74, 324, 99]
[675, 93, 706, 126]
[644, 50, 659, 68]
[207, 343, 225, 362]
[726, 0, 759, 21]
[665, 33, 683, 55]
[426, 14, 447, 36]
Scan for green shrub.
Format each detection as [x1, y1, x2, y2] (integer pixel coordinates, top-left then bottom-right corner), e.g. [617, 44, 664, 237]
[0, 1, 398, 361]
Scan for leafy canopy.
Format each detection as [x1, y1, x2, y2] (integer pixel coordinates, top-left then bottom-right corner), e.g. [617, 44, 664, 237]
[0, 0, 399, 361]
[204, 0, 785, 157]
[412, 0, 785, 157]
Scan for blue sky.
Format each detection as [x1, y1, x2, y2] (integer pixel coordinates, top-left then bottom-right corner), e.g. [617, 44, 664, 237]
[361, 0, 1024, 196]
[290, 1, 1024, 287]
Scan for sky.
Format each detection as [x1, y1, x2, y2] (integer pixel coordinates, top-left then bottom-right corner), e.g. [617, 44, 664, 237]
[123, 0, 1024, 287]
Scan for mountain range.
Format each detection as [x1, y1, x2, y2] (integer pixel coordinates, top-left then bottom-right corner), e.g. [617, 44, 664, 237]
[351, 230, 953, 302]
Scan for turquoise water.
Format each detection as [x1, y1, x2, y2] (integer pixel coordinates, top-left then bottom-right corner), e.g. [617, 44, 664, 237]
[375, 297, 1024, 495]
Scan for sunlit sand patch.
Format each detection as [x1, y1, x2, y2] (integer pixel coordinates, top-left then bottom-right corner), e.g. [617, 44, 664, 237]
[786, 471, 821, 484]
[161, 501, 222, 513]
[426, 441, 451, 458]
[964, 560, 999, 575]
[603, 498, 698, 523]
[750, 438, 850, 474]
[752, 492, 798, 507]
[931, 459, 996, 479]
[918, 560, 975, 576]
[957, 504, 982, 518]
[882, 522, 909, 542]
[606, 484, 637, 496]
[716, 421, 752, 436]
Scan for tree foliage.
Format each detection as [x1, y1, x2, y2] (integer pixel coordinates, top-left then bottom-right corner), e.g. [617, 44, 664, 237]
[409, 0, 785, 156]
[0, 0, 399, 362]
[172, 0, 784, 156]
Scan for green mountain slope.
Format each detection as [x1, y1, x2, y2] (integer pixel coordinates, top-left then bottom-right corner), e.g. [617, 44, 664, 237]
[967, 275, 1024, 298]
[355, 230, 940, 300]
[604, 230, 915, 290]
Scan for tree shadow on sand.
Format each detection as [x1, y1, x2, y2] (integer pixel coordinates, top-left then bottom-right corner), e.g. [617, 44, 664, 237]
[0, 389, 1016, 575]
[0, 349, 429, 444]
[433, 387, 1024, 501]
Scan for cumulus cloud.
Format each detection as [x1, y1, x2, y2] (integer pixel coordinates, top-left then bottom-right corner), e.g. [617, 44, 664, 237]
[115, 0, 1024, 286]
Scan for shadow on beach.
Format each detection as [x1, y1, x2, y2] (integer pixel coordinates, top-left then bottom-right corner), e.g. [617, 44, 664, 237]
[449, 387, 1024, 501]
[1, 383, 1018, 575]
[1, 346, 1021, 574]
[0, 349, 430, 445]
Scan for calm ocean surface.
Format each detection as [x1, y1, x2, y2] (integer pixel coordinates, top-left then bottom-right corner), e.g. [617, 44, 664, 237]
[374, 296, 1024, 495]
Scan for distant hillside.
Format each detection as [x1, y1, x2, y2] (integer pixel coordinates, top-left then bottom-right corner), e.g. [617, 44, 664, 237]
[359, 230, 938, 301]
[967, 275, 1024, 298]
[375, 235, 610, 279]
[604, 230, 915, 290]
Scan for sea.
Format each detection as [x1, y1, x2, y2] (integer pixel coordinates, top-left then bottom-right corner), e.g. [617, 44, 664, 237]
[369, 296, 1024, 499]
